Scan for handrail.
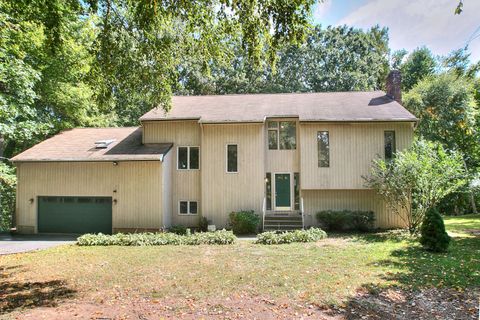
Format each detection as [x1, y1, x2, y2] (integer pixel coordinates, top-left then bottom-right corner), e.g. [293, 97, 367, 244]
[262, 197, 266, 231]
[300, 197, 305, 229]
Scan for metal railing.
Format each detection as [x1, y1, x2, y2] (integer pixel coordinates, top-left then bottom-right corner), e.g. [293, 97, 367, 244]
[300, 197, 305, 229]
[262, 197, 266, 231]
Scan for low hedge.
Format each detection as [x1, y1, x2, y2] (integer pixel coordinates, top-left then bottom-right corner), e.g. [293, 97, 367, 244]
[316, 210, 375, 232]
[77, 230, 236, 246]
[255, 228, 327, 245]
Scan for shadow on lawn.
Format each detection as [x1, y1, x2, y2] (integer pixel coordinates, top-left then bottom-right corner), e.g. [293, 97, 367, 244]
[338, 236, 480, 319]
[0, 265, 76, 315]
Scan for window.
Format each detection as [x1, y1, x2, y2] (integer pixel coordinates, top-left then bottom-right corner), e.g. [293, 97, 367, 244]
[177, 146, 200, 170]
[294, 173, 300, 210]
[268, 121, 296, 150]
[317, 131, 330, 167]
[179, 201, 198, 215]
[384, 131, 396, 161]
[265, 173, 272, 210]
[226, 144, 238, 173]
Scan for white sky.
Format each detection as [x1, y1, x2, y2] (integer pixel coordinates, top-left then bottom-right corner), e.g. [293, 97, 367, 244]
[313, 0, 480, 62]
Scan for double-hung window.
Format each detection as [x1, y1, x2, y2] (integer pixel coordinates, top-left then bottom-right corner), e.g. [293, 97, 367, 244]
[268, 121, 296, 150]
[177, 146, 199, 170]
[226, 144, 238, 173]
[179, 201, 198, 215]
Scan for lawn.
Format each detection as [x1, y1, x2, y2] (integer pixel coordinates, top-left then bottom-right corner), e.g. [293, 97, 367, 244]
[1, 215, 479, 319]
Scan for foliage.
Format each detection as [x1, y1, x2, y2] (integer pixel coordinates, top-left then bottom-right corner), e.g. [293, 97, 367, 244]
[364, 139, 466, 234]
[255, 228, 327, 244]
[404, 72, 480, 213]
[0, 163, 16, 231]
[399, 47, 437, 91]
[179, 25, 390, 95]
[169, 225, 188, 235]
[316, 210, 375, 232]
[198, 216, 209, 232]
[420, 208, 451, 252]
[77, 230, 236, 246]
[228, 210, 260, 235]
[437, 186, 480, 216]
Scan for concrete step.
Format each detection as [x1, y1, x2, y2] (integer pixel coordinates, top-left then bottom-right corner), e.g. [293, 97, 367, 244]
[263, 225, 304, 231]
[264, 216, 302, 221]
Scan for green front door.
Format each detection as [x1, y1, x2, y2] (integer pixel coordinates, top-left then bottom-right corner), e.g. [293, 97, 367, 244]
[275, 174, 291, 210]
[38, 196, 112, 234]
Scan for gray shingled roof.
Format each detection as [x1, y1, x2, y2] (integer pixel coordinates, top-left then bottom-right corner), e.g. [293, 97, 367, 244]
[12, 127, 173, 162]
[140, 91, 417, 123]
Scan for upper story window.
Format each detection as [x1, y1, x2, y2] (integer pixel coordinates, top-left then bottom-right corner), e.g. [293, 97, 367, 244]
[317, 131, 330, 167]
[226, 144, 238, 173]
[177, 146, 200, 170]
[267, 121, 296, 150]
[384, 131, 396, 161]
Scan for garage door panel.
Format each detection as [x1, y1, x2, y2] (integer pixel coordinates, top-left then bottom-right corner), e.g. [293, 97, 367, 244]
[38, 196, 112, 234]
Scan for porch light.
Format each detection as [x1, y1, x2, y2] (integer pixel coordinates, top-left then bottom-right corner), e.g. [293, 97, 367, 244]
[29, 198, 34, 204]
[113, 161, 118, 166]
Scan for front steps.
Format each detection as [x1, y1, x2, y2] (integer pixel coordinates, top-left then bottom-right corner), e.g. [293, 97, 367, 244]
[263, 214, 303, 231]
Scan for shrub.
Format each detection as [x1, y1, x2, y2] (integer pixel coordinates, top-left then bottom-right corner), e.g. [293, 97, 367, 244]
[198, 216, 209, 232]
[420, 208, 451, 252]
[77, 230, 236, 246]
[0, 163, 16, 231]
[255, 228, 327, 245]
[229, 210, 260, 234]
[169, 225, 188, 235]
[316, 210, 375, 232]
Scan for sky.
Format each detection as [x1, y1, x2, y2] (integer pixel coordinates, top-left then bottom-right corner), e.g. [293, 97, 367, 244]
[312, 0, 480, 63]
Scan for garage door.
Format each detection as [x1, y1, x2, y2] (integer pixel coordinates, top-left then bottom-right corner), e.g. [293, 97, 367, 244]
[38, 196, 112, 234]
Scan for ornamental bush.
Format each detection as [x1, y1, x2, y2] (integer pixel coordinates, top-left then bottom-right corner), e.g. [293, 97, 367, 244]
[228, 210, 260, 234]
[77, 230, 236, 246]
[420, 208, 451, 252]
[255, 228, 327, 245]
[316, 210, 375, 232]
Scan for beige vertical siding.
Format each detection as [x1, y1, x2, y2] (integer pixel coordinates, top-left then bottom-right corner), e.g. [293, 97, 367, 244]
[201, 124, 265, 227]
[300, 122, 414, 189]
[142, 120, 201, 227]
[15, 161, 163, 233]
[302, 189, 406, 229]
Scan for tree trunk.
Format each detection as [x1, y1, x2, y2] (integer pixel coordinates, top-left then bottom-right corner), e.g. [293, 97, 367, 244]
[0, 134, 3, 159]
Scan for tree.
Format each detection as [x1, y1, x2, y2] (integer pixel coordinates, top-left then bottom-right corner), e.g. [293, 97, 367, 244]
[404, 72, 480, 213]
[420, 207, 451, 252]
[400, 47, 437, 91]
[390, 49, 407, 70]
[178, 25, 390, 95]
[364, 139, 466, 234]
[0, 163, 16, 231]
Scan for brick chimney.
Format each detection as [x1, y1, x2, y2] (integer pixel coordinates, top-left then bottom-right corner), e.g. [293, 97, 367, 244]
[386, 70, 402, 104]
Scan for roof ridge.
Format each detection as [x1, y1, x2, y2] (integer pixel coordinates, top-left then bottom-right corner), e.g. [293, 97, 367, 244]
[173, 91, 385, 98]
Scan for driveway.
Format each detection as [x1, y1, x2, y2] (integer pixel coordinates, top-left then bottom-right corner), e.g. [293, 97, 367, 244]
[0, 234, 77, 255]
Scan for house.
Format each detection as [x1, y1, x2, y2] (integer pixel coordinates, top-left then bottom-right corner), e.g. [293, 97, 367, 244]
[11, 71, 417, 234]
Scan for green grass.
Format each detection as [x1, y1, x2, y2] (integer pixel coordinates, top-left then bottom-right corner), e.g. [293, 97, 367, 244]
[1, 214, 479, 314]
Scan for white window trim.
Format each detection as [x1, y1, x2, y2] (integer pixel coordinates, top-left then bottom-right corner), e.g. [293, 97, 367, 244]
[177, 146, 200, 170]
[226, 143, 238, 174]
[178, 200, 198, 215]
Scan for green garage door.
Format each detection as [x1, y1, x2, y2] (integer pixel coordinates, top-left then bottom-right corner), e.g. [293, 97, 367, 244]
[38, 196, 112, 234]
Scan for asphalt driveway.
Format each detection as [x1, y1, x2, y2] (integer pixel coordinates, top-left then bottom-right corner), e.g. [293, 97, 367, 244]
[0, 234, 77, 255]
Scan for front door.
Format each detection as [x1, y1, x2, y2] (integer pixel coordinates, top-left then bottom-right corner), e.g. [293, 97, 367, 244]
[275, 173, 291, 211]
